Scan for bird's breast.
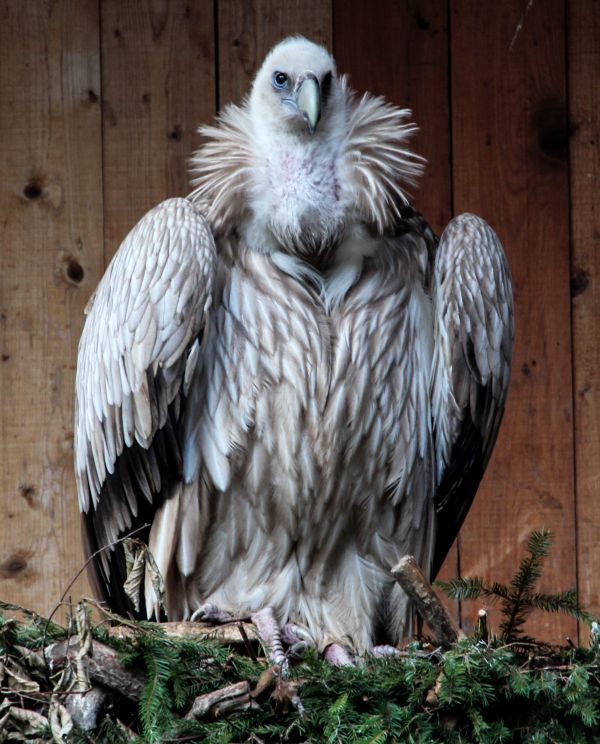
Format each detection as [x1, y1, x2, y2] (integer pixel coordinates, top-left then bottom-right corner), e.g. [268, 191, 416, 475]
[185, 243, 434, 558]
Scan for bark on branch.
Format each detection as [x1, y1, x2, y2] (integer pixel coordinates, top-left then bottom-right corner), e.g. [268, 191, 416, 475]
[391, 555, 465, 648]
[44, 635, 145, 702]
[185, 680, 258, 719]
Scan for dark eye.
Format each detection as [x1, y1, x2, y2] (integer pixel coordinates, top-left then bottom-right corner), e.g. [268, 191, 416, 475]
[321, 72, 332, 103]
[272, 71, 289, 89]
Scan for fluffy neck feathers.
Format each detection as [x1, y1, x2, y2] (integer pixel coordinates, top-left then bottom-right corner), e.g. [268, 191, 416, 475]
[189, 78, 424, 246]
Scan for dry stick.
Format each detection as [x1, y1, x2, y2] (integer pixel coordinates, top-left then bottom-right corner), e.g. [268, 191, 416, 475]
[108, 620, 259, 645]
[41, 524, 151, 673]
[476, 609, 489, 642]
[391, 555, 465, 648]
[184, 680, 257, 720]
[46, 524, 151, 628]
[44, 635, 145, 702]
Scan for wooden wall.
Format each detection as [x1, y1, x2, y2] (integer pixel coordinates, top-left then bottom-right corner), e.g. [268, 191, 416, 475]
[1, 0, 598, 643]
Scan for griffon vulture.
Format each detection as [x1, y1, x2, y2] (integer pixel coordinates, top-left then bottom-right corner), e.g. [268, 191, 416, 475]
[75, 37, 513, 661]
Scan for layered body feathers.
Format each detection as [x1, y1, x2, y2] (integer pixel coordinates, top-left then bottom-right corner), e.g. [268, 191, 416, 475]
[75, 38, 513, 653]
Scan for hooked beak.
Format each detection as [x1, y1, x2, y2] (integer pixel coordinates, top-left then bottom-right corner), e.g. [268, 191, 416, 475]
[283, 73, 321, 134]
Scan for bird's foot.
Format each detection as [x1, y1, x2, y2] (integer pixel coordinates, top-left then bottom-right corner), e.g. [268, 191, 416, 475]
[324, 642, 356, 666]
[190, 603, 238, 624]
[323, 643, 401, 666]
[281, 622, 311, 658]
[251, 607, 290, 674]
[370, 644, 401, 658]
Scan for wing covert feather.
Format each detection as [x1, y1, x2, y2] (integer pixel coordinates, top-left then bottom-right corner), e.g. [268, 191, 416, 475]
[74, 198, 215, 608]
[430, 213, 514, 576]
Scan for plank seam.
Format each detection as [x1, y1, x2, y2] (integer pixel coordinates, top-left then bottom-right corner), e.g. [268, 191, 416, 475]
[214, 0, 220, 113]
[98, 0, 107, 270]
[564, 0, 581, 647]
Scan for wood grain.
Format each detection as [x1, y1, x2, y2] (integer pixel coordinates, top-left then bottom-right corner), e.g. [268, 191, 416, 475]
[218, 0, 332, 107]
[333, 0, 451, 235]
[569, 0, 600, 635]
[100, 0, 215, 258]
[450, 0, 576, 641]
[0, 1, 102, 614]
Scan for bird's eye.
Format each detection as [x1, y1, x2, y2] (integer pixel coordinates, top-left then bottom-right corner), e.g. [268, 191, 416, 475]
[272, 71, 289, 89]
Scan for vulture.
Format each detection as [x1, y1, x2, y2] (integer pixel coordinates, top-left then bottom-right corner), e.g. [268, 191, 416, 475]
[75, 37, 513, 661]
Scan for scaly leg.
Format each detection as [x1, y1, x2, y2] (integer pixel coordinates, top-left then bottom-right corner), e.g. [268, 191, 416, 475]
[251, 607, 287, 669]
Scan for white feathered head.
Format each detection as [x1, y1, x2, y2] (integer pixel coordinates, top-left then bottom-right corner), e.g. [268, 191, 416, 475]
[191, 36, 424, 261]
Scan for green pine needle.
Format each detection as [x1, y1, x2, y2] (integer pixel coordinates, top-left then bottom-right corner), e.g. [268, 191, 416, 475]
[438, 528, 596, 642]
[1, 528, 599, 742]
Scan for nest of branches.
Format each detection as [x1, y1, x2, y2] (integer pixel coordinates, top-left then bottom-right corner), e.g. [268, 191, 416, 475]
[1, 530, 599, 743]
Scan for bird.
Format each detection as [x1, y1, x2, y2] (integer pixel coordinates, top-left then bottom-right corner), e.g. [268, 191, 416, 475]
[74, 36, 513, 661]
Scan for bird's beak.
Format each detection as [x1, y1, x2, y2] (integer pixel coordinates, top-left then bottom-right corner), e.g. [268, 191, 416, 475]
[294, 73, 321, 134]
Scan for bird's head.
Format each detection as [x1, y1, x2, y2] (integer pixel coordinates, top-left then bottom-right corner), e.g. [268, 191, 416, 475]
[248, 36, 342, 140]
[192, 35, 423, 269]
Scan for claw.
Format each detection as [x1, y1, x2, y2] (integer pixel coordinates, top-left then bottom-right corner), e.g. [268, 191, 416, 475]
[370, 644, 401, 658]
[190, 603, 236, 624]
[281, 622, 313, 647]
[288, 640, 308, 659]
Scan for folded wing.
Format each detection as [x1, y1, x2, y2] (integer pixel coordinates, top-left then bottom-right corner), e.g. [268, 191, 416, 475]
[430, 213, 514, 576]
[74, 198, 216, 614]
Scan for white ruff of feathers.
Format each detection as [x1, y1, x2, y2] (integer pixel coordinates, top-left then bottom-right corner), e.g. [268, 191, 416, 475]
[189, 76, 425, 241]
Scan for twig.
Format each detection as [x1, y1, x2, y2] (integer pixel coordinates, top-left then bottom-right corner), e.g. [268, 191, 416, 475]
[107, 619, 259, 645]
[391, 555, 465, 648]
[476, 609, 489, 642]
[184, 680, 257, 719]
[238, 621, 258, 660]
[44, 635, 145, 702]
[46, 524, 151, 630]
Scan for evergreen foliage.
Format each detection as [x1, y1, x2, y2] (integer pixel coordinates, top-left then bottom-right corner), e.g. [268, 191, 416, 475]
[437, 529, 594, 641]
[1, 531, 598, 743]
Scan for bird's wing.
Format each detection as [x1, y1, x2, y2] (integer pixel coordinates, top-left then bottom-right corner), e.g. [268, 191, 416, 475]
[430, 213, 514, 576]
[74, 197, 215, 614]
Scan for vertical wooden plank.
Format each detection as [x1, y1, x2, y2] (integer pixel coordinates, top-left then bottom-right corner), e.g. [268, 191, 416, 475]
[0, 1, 101, 614]
[101, 0, 215, 256]
[218, 0, 332, 107]
[334, 0, 451, 235]
[569, 0, 600, 629]
[451, 0, 576, 641]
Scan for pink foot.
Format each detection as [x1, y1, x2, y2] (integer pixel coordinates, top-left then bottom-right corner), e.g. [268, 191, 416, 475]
[324, 643, 355, 666]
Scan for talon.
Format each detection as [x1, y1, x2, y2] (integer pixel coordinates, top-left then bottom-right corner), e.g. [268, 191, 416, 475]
[191, 603, 236, 624]
[281, 622, 313, 647]
[288, 640, 308, 659]
[370, 644, 401, 658]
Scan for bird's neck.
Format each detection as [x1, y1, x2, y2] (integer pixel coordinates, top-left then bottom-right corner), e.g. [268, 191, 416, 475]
[243, 132, 347, 267]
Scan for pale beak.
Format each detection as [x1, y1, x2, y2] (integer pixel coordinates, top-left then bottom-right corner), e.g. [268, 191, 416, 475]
[283, 73, 321, 134]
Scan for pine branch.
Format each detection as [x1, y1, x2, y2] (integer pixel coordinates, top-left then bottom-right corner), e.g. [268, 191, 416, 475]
[500, 529, 551, 640]
[529, 590, 595, 624]
[438, 529, 597, 642]
[3, 602, 600, 742]
[139, 640, 178, 743]
[436, 576, 493, 601]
